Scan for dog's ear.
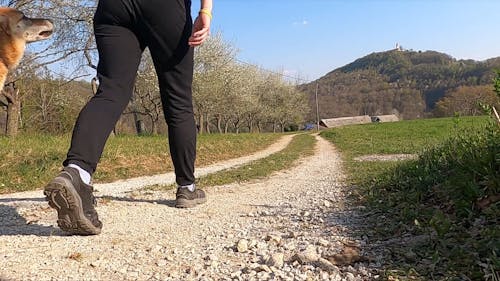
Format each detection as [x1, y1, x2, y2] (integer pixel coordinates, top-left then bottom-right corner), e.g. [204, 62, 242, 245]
[0, 14, 11, 36]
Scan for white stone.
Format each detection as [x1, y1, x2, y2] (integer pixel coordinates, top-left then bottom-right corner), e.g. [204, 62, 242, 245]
[237, 239, 249, 253]
[266, 253, 284, 268]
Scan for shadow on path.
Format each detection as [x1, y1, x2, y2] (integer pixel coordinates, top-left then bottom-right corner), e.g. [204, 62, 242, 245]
[0, 205, 64, 236]
[0, 197, 45, 203]
[0, 194, 177, 237]
[100, 196, 177, 208]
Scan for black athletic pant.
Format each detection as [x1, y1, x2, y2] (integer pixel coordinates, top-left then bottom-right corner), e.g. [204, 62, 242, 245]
[63, 0, 197, 186]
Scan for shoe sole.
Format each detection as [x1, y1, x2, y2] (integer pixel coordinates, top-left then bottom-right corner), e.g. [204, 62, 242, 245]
[44, 177, 101, 235]
[175, 197, 207, 208]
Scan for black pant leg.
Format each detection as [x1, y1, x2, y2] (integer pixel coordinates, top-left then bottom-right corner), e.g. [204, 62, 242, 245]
[140, 0, 197, 186]
[154, 48, 196, 187]
[64, 13, 144, 174]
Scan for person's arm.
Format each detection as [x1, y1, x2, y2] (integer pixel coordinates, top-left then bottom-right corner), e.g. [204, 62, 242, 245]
[188, 0, 212, 47]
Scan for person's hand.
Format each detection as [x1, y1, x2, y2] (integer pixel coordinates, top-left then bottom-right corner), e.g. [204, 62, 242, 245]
[188, 11, 211, 47]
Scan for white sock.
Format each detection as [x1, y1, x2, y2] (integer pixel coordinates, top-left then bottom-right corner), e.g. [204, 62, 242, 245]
[67, 164, 92, 185]
[179, 183, 195, 192]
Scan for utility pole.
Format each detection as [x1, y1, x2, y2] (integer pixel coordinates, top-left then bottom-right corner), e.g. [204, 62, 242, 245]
[315, 82, 320, 131]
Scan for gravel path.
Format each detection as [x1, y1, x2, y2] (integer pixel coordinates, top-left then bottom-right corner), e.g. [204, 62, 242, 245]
[0, 135, 379, 281]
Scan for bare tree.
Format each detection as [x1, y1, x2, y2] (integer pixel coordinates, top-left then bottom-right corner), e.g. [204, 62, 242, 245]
[193, 32, 238, 134]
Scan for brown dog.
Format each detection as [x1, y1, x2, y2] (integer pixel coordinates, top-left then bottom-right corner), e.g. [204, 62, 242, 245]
[0, 7, 54, 91]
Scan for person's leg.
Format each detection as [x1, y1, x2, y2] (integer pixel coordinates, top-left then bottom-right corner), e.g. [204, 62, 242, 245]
[63, 2, 144, 176]
[140, 0, 205, 207]
[44, 1, 145, 234]
[141, 0, 197, 187]
[154, 49, 197, 188]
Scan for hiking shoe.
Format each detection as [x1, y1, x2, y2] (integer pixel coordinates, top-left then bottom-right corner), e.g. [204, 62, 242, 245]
[43, 167, 102, 235]
[175, 187, 207, 208]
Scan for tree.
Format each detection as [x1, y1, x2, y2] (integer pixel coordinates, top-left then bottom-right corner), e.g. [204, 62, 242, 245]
[0, 54, 38, 135]
[434, 85, 499, 117]
[193, 32, 238, 133]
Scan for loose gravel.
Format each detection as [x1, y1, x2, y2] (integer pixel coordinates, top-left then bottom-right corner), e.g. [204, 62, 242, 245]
[0, 135, 381, 281]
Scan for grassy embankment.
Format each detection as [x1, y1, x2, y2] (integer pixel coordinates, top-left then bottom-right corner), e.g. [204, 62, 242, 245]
[0, 133, 281, 194]
[321, 116, 498, 280]
[192, 133, 316, 187]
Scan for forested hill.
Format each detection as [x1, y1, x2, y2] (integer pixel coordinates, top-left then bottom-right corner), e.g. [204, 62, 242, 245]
[300, 49, 500, 120]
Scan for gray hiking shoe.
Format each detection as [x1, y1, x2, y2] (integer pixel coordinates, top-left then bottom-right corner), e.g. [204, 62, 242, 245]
[175, 187, 207, 208]
[43, 167, 102, 235]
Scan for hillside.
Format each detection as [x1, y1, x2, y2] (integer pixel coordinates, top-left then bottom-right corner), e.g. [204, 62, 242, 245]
[301, 49, 500, 120]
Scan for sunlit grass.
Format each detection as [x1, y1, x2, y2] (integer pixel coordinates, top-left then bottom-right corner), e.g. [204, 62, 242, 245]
[321, 115, 498, 280]
[0, 133, 280, 193]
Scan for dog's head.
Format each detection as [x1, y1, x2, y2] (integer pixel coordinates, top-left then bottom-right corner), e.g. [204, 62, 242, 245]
[0, 8, 54, 89]
[0, 7, 53, 43]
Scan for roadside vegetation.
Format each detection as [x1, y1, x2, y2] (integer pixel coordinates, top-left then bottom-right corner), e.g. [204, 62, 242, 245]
[195, 133, 316, 187]
[0, 133, 280, 194]
[148, 133, 316, 191]
[322, 115, 498, 280]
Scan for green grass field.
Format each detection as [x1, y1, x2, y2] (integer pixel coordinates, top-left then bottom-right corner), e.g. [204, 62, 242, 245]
[321, 116, 491, 185]
[321, 115, 499, 280]
[0, 133, 280, 194]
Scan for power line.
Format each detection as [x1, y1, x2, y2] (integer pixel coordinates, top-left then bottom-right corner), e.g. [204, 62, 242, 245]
[234, 58, 314, 84]
[233, 57, 332, 92]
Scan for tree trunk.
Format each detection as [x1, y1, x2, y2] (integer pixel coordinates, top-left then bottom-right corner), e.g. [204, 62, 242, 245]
[248, 119, 253, 133]
[217, 115, 223, 133]
[205, 113, 211, 134]
[2, 84, 21, 137]
[134, 114, 145, 135]
[152, 123, 157, 135]
[198, 113, 204, 134]
[233, 119, 240, 134]
[257, 121, 262, 133]
[6, 98, 20, 136]
[151, 116, 158, 135]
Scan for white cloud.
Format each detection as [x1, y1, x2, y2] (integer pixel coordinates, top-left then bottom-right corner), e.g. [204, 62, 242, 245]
[293, 19, 309, 26]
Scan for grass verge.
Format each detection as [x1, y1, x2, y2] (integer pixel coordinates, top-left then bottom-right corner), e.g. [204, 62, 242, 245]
[321, 116, 499, 280]
[197, 133, 316, 187]
[151, 133, 317, 190]
[0, 133, 280, 194]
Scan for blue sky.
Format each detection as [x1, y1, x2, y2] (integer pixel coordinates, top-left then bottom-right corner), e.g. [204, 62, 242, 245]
[192, 0, 499, 82]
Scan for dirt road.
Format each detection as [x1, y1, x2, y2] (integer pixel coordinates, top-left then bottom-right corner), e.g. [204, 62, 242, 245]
[0, 135, 379, 281]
